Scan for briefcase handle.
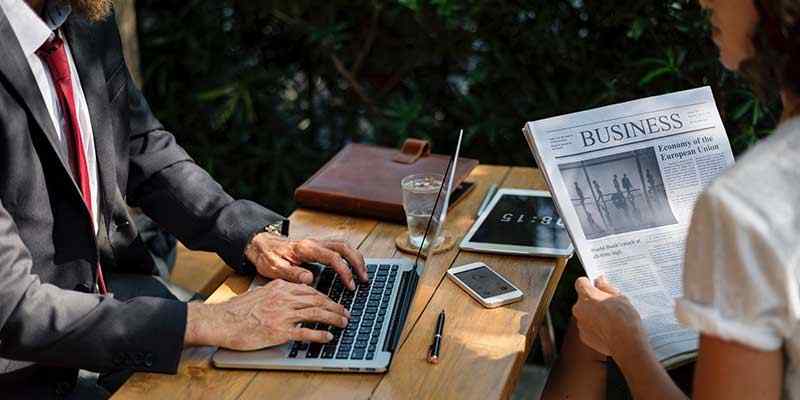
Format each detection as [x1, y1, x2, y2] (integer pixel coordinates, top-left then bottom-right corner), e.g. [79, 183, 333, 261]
[392, 138, 431, 164]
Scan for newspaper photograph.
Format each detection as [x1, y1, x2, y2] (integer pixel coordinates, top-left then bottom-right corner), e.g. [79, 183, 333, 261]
[559, 147, 678, 240]
[523, 87, 735, 365]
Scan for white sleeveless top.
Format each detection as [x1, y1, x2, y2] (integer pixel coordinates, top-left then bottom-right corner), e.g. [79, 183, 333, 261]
[675, 117, 800, 399]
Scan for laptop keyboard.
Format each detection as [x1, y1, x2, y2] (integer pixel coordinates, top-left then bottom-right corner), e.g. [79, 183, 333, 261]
[288, 264, 399, 361]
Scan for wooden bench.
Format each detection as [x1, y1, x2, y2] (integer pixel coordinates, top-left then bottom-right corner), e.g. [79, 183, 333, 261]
[168, 243, 233, 297]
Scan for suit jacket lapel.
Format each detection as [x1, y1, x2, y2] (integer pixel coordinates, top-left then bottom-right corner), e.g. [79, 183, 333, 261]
[0, 9, 77, 191]
[63, 16, 118, 221]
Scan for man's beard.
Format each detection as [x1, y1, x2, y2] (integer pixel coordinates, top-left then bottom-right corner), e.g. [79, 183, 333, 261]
[61, 0, 112, 22]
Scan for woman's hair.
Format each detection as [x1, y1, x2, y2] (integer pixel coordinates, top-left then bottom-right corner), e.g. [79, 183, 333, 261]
[740, 0, 800, 100]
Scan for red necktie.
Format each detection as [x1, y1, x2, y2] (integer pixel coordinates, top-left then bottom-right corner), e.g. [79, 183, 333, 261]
[37, 36, 108, 294]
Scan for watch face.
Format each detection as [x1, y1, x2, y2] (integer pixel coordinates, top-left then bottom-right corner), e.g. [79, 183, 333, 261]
[266, 220, 286, 236]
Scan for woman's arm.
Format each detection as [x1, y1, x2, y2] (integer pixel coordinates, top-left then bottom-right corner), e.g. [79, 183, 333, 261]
[612, 328, 687, 400]
[573, 276, 687, 400]
[573, 276, 785, 400]
[615, 333, 784, 400]
[692, 335, 782, 400]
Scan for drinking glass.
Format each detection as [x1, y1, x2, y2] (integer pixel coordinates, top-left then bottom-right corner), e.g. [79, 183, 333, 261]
[401, 173, 445, 250]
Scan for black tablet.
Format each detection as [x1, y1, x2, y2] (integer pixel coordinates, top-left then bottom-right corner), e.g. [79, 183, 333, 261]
[459, 189, 574, 256]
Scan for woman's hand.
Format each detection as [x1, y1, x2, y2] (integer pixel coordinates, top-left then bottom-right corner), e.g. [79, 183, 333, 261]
[572, 276, 646, 358]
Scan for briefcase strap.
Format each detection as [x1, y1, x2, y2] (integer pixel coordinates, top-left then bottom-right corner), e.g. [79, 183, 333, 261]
[392, 138, 431, 164]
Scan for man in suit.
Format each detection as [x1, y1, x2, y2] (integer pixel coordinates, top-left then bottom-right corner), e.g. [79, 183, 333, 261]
[0, 0, 368, 397]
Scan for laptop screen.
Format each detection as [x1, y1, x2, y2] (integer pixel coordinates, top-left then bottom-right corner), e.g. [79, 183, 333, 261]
[413, 130, 464, 267]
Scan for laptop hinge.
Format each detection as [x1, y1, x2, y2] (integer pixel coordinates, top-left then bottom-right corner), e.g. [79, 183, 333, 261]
[384, 269, 419, 352]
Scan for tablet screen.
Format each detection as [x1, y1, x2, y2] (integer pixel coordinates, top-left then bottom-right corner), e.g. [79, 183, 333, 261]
[469, 194, 571, 250]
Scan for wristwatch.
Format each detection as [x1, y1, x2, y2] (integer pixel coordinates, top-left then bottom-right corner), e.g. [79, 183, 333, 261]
[264, 220, 285, 236]
[242, 218, 290, 273]
[252, 219, 289, 242]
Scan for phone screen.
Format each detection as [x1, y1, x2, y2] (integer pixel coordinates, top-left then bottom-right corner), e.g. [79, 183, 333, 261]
[454, 266, 516, 299]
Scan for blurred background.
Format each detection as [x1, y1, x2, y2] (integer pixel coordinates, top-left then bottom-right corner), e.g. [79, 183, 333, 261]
[118, 0, 778, 216]
[115, 0, 780, 387]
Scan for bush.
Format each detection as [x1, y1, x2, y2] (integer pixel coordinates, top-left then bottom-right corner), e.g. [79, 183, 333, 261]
[136, 0, 778, 215]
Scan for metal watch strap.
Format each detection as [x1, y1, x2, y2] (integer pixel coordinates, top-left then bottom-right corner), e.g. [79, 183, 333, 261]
[264, 220, 285, 236]
[241, 219, 290, 273]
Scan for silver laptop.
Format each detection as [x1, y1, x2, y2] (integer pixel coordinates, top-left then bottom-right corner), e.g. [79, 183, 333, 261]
[213, 131, 464, 373]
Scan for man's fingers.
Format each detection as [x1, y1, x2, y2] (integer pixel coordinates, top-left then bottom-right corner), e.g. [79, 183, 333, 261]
[252, 252, 292, 276]
[287, 283, 351, 318]
[291, 327, 334, 344]
[320, 249, 356, 290]
[594, 276, 621, 296]
[294, 293, 350, 318]
[287, 281, 320, 296]
[295, 307, 349, 328]
[296, 240, 356, 290]
[324, 241, 367, 283]
[252, 251, 311, 285]
[284, 265, 314, 285]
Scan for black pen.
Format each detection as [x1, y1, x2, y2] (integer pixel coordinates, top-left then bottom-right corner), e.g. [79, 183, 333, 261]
[427, 310, 445, 364]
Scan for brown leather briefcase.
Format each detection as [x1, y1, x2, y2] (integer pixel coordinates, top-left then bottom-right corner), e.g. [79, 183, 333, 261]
[294, 139, 479, 223]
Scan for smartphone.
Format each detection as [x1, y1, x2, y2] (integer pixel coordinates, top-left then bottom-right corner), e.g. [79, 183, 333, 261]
[447, 262, 523, 308]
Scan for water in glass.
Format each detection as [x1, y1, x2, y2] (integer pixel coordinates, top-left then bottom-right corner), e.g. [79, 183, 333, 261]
[401, 174, 445, 250]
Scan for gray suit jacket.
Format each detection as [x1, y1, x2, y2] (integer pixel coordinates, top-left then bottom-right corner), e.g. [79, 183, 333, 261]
[0, 9, 282, 395]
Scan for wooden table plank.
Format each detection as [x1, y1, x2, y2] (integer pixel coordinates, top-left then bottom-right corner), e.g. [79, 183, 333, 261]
[369, 166, 563, 400]
[235, 165, 511, 400]
[114, 211, 377, 400]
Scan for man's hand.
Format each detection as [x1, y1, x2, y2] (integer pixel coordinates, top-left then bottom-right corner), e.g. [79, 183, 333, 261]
[185, 279, 350, 350]
[245, 233, 367, 290]
[572, 276, 646, 358]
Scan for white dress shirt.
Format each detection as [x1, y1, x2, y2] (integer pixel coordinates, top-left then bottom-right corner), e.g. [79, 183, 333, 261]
[676, 116, 800, 399]
[0, 0, 99, 231]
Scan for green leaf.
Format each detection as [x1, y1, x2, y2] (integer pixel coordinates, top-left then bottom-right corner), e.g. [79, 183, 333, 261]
[397, 0, 421, 11]
[627, 18, 645, 40]
[639, 66, 672, 86]
[197, 85, 236, 101]
[731, 99, 753, 120]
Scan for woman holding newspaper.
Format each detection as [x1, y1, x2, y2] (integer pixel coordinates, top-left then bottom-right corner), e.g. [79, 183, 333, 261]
[544, 0, 800, 399]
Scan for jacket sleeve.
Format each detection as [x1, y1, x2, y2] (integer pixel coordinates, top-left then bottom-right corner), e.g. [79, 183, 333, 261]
[0, 200, 187, 373]
[118, 37, 284, 273]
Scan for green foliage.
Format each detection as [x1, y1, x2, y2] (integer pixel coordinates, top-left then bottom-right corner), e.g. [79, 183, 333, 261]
[136, 0, 779, 215]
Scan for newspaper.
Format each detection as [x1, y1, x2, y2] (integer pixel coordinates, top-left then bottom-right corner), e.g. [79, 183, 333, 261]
[523, 87, 734, 367]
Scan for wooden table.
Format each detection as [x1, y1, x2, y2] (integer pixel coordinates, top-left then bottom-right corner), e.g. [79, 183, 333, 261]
[114, 166, 568, 400]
